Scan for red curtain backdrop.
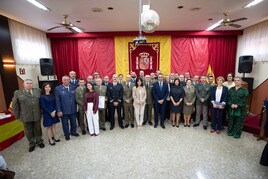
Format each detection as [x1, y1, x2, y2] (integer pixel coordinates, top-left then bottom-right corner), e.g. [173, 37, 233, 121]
[78, 38, 115, 80]
[51, 39, 79, 81]
[171, 37, 209, 76]
[208, 36, 237, 78]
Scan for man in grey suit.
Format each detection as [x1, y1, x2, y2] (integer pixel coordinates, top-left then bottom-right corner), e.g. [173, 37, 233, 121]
[75, 78, 86, 135]
[193, 75, 210, 130]
[123, 74, 134, 128]
[143, 75, 153, 125]
[12, 79, 45, 152]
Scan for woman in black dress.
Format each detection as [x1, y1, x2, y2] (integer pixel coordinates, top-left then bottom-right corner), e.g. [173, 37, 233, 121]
[40, 83, 60, 145]
[170, 79, 185, 127]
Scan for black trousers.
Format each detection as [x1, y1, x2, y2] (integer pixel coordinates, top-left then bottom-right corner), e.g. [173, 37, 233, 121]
[109, 105, 123, 127]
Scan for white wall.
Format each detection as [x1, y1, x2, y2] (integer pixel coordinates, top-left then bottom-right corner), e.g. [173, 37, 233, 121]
[235, 20, 268, 89]
[16, 64, 57, 88]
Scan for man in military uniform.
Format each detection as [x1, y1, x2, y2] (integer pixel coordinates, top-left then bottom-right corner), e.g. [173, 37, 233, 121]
[123, 74, 134, 128]
[227, 77, 249, 138]
[12, 79, 45, 152]
[69, 71, 78, 88]
[95, 78, 107, 131]
[143, 75, 153, 125]
[193, 75, 210, 130]
[107, 74, 124, 130]
[55, 76, 79, 140]
[75, 78, 86, 135]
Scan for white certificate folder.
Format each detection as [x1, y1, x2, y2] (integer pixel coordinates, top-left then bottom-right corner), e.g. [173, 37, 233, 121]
[98, 96, 105, 109]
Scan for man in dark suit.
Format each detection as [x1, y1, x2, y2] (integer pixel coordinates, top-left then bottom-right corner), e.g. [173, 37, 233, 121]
[55, 76, 79, 140]
[153, 73, 169, 129]
[69, 71, 78, 88]
[107, 74, 124, 130]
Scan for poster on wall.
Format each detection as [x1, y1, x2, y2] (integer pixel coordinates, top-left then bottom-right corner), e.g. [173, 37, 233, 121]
[128, 42, 160, 76]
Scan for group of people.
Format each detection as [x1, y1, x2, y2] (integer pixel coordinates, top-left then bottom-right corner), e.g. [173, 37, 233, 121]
[12, 70, 248, 152]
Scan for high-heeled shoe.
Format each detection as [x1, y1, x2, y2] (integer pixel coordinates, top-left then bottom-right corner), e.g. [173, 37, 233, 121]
[52, 137, 60, 142]
[184, 124, 187, 127]
[48, 140, 55, 146]
[176, 125, 179, 128]
[172, 124, 175, 127]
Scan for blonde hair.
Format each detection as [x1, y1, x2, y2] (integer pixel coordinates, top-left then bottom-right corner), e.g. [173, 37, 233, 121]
[216, 76, 225, 82]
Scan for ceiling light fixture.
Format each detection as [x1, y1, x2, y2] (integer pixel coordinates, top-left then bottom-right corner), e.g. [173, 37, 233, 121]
[206, 19, 223, 31]
[27, 0, 50, 11]
[243, 0, 263, 8]
[71, 26, 83, 33]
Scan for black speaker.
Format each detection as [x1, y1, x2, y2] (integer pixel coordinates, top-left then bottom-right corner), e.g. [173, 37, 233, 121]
[238, 56, 253, 73]
[242, 77, 254, 94]
[40, 58, 54, 76]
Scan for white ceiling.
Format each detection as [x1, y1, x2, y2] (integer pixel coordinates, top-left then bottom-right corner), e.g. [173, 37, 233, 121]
[0, 0, 268, 33]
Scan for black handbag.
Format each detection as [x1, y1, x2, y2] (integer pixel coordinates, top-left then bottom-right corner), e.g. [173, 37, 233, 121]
[0, 169, 15, 179]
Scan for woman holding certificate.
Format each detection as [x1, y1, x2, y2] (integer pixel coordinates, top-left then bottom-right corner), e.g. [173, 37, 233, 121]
[84, 82, 99, 136]
[133, 78, 147, 129]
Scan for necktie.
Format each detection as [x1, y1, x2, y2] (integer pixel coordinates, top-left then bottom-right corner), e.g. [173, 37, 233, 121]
[160, 82, 162, 91]
[28, 91, 32, 96]
[127, 83, 129, 88]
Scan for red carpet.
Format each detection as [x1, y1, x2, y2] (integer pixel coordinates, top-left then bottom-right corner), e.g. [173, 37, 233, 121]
[243, 114, 261, 134]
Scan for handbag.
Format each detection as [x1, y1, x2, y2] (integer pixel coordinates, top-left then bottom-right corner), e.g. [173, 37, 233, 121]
[0, 169, 15, 179]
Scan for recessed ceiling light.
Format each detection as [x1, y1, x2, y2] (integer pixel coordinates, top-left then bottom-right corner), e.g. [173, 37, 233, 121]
[108, 7, 114, 10]
[91, 7, 103, 13]
[177, 6, 184, 9]
[244, 0, 263, 8]
[208, 18, 213, 21]
[76, 20, 81, 23]
[191, 7, 201, 11]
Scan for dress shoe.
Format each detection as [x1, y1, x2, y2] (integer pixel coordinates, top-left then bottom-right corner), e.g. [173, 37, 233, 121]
[148, 121, 153, 125]
[142, 121, 147, 125]
[184, 124, 187, 127]
[29, 146, 35, 152]
[193, 123, 199, 127]
[110, 126, 114, 130]
[161, 125, 166, 129]
[120, 126, 125, 129]
[125, 124, 129, 128]
[210, 129, 215, 133]
[172, 124, 175, 127]
[131, 124, 134, 128]
[71, 133, 80, 137]
[216, 130, 220, 134]
[102, 128, 106, 131]
[38, 143, 45, 148]
[52, 137, 61, 142]
[187, 125, 190, 127]
[203, 126, 207, 130]
[176, 125, 179, 128]
[154, 125, 157, 128]
[82, 130, 86, 135]
[48, 140, 55, 146]
[65, 136, 70, 141]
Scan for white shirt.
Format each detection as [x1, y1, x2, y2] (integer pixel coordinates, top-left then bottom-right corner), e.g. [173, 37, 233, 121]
[215, 86, 223, 103]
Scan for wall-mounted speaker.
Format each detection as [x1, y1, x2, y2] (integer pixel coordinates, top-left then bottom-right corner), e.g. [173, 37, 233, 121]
[238, 55, 253, 73]
[40, 58, 54, 76]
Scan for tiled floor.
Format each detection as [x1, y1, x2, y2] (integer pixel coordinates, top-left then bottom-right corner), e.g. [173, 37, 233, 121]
[1, 120, 267, 179]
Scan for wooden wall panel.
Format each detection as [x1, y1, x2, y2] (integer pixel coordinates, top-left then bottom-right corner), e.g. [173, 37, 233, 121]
[250, 78, 268, 114]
